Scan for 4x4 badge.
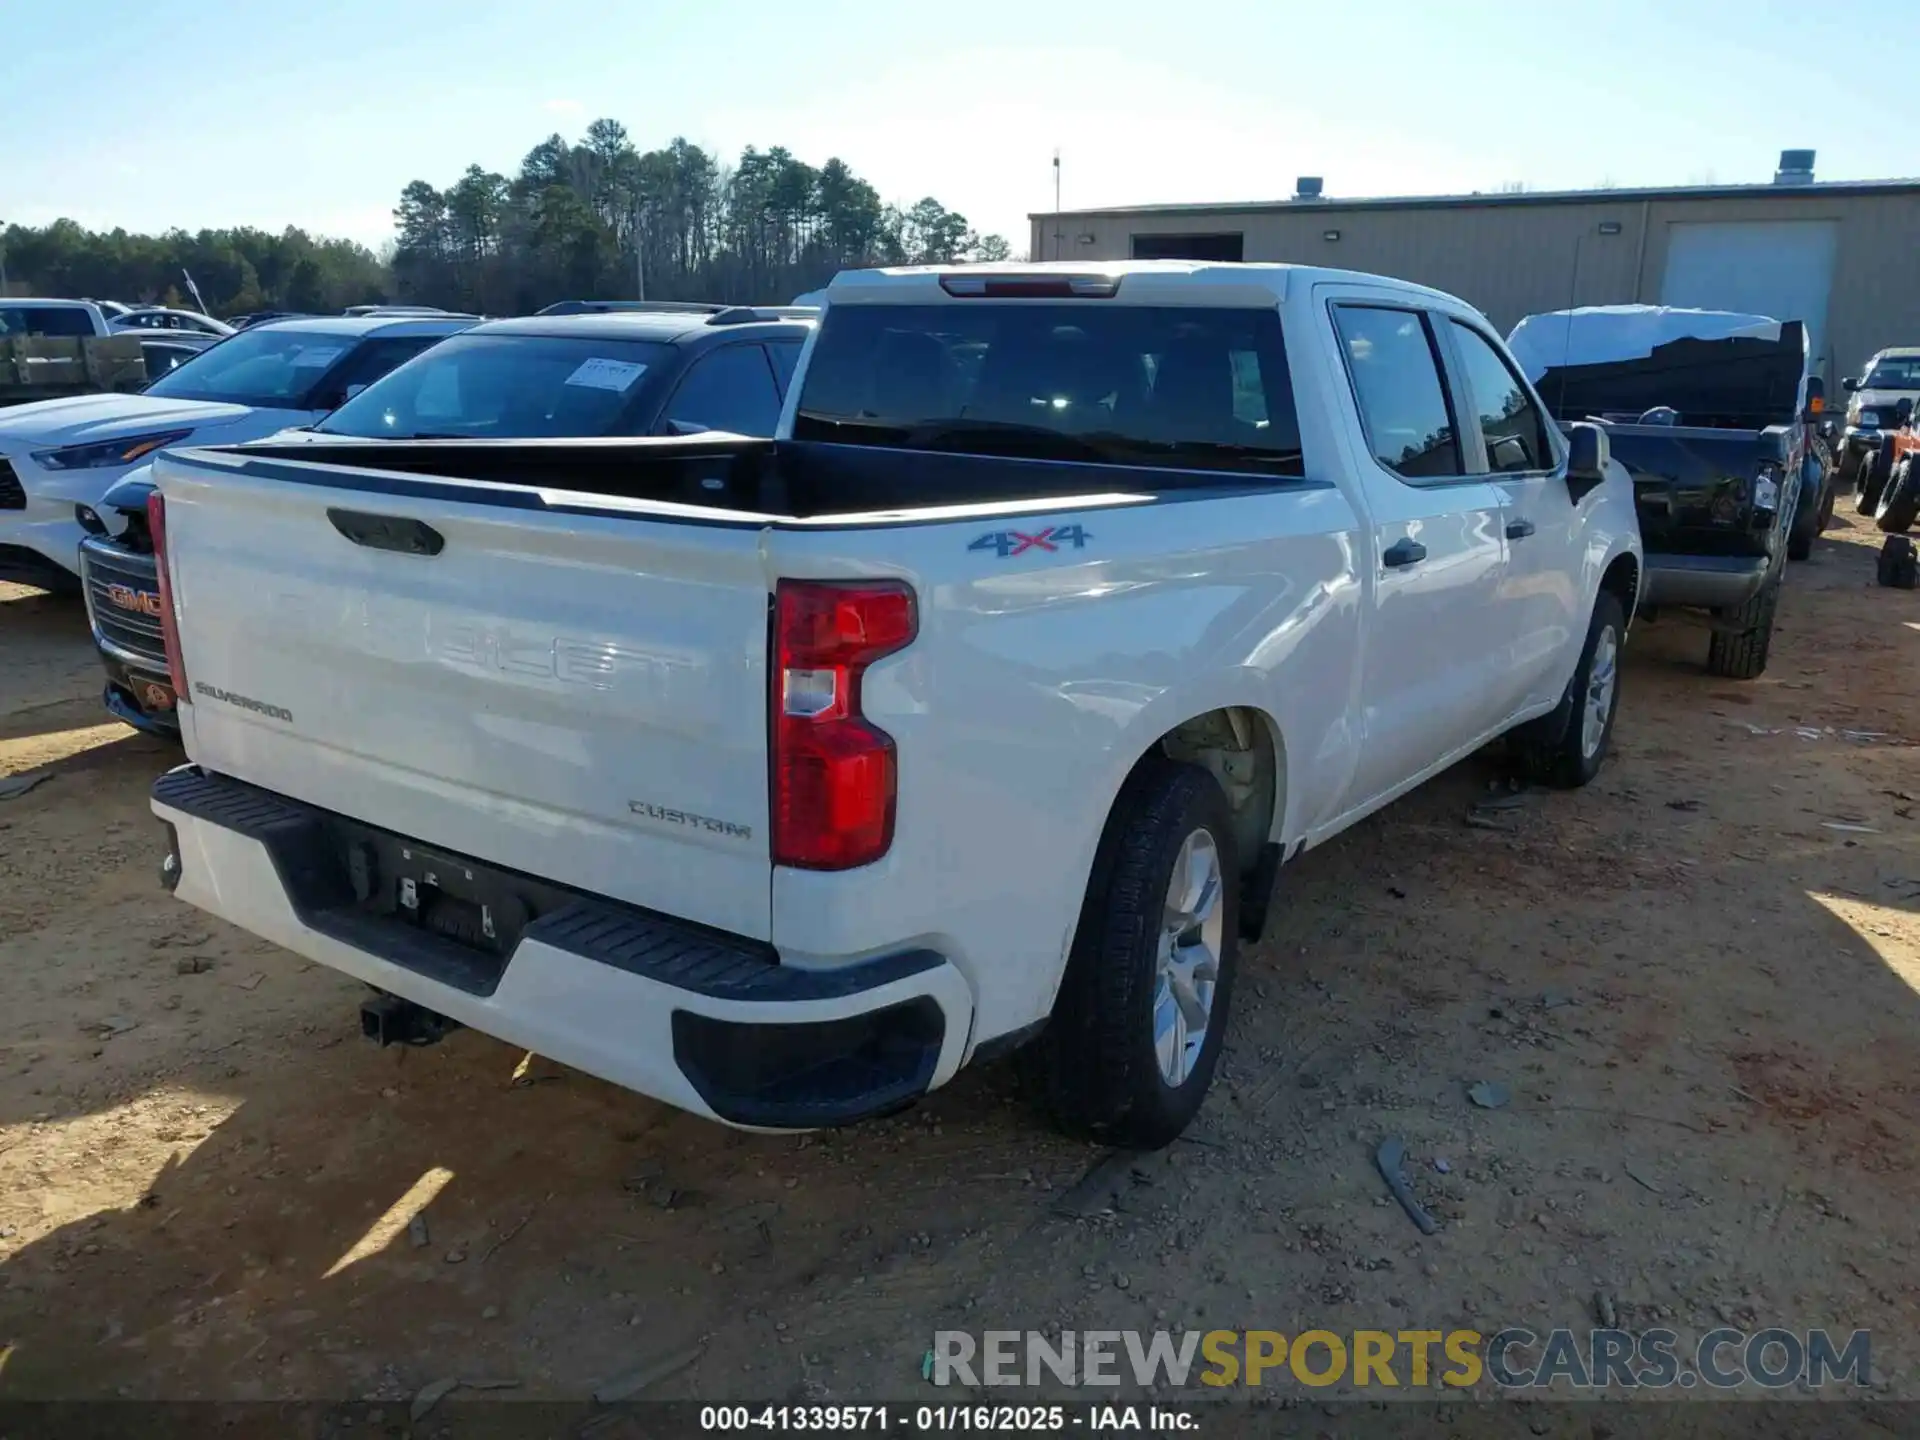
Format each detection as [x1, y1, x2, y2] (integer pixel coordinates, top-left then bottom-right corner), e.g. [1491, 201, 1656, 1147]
[968, 524, 1091, 559]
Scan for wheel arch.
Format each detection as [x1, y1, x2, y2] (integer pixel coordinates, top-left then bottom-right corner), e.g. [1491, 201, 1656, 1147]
[1050, 695, 1293, 1019]
[1600, 547, 1641, 629]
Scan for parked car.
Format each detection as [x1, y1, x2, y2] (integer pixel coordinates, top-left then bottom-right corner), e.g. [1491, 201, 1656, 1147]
[145, 261, 1640, 1146]
[77, 306, 811, 736]
[53, 316, 475, 725]
[110, 307, 233, 338]
[1847, 348, 1920, 509]
[1509, 305, 1825, 679]
[310, 304, 815, 442]
[227, 311, 315, 330]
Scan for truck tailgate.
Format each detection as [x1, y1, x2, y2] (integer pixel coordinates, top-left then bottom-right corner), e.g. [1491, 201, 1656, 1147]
[154, 451, 774, 940]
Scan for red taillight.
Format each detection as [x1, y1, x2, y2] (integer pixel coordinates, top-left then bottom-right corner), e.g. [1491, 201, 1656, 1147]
[146, 491, 190, 703]
[771, 579, 916, 870]
[939, 274, 1119, 298]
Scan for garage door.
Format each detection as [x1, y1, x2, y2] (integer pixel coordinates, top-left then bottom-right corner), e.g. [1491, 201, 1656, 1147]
[1131, 233, 1244, 262]
[1659, 220, 1838, 363]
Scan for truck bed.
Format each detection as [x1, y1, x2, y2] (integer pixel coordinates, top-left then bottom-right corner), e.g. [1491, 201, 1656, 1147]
[218, 433, 1279, 523]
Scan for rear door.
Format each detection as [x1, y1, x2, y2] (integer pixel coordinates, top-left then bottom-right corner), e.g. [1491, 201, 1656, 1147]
[1321, 294, 1513, 805]
[157, 448, 775, 939]
[1437, 316, 1583, 714]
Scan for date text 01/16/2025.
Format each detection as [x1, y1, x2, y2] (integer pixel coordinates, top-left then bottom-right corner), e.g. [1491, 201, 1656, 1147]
[698, 1405, 1196, 1432]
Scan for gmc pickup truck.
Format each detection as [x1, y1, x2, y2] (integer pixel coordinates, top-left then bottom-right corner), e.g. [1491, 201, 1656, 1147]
[146, 262, 1642, 1147]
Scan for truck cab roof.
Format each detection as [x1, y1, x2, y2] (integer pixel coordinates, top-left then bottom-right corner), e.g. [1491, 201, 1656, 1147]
[480, 309, 815, 344]
[822, 259, 1470, 311]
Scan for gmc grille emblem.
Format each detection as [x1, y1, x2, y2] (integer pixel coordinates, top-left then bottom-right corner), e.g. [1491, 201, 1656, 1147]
[106, 583, 164, 617]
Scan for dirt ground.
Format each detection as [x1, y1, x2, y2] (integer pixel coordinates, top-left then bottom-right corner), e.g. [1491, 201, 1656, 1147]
[2, 513, 1918, 1418]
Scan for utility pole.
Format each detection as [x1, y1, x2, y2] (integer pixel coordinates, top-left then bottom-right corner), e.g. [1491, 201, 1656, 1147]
[1052, 150, 1062, 260]
[633, 200, 646, 301]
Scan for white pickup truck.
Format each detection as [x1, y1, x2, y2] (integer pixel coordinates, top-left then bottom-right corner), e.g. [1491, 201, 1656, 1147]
[146, 262, 1642, 1147]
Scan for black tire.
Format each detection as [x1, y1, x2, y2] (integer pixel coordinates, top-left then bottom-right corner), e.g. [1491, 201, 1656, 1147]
[1787, 497, 1816, 561]
[1706, 571, 1781, 680]
[1035, 757, 1240, 1149]
[1876, 459, 1920, 535]
[1837, 446, 1860, 494]
[1857, 438, 1897, 515]
[1512, 591, 1625, 788]
[1817, 473, 1838, 531]
[1877, 536, 1917, 589]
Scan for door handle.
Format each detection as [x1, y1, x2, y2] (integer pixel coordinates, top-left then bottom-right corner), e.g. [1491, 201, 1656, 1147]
[326, 508, 445, 556]
[1382, 538, 1427, 569]
[1505, 518, 1536, 540]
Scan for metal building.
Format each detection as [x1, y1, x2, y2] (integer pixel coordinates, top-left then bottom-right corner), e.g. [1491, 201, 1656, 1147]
[1030, 153, 1920, 383]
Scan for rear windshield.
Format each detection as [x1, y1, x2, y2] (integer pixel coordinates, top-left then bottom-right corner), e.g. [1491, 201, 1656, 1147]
[317, 334, 674, 440]
[792, 304, 1303, 476]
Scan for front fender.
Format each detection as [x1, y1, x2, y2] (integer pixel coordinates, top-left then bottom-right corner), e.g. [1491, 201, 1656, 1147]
[1580, 457, 1645, 622]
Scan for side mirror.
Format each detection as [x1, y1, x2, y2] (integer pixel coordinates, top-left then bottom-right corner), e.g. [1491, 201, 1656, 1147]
[1566, 421, 1610, 501]
[1802, 376, 1824, 423]
[1842, 377, 1859, 393]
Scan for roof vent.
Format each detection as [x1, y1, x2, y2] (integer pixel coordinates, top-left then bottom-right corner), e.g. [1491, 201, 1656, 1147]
[1774, 149, 1815, 185]
[1294, 176, 1324, 200]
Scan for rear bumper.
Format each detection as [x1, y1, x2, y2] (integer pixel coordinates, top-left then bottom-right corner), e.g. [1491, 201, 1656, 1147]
[1641, 552, 1770, 610]
[151, 766, 974, 1129]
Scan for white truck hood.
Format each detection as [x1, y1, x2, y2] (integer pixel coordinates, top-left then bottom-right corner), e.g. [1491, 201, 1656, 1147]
[1507, 305, 1782, 384]
[0, 392, 262, 448]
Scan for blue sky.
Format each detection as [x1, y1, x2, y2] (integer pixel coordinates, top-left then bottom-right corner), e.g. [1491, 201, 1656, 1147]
[5, 0, 1910, 255]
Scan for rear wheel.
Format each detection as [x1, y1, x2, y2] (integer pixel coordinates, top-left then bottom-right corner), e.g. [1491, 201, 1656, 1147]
[1817, 473, 1838, 530]
[1876, 459, 1920, 534]
[1788, 489, 1817, 560]
[1706, 570, 1781, 680]
[1512, 592, 1624, 788]
[1035, 758, 1239, 1149]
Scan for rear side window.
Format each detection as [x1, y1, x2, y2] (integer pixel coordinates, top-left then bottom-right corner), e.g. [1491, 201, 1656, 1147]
[792, 304, 1302, 476]
[1449, 322, 1553, 473]
[142, 344, 198, 381]
[661, 344, 783, 436]
[1331, 305, 1461, 480]
[0, 306, 96, 338]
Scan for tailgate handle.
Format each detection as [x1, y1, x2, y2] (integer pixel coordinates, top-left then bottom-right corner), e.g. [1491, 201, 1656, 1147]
[327, 508, 445, 557]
